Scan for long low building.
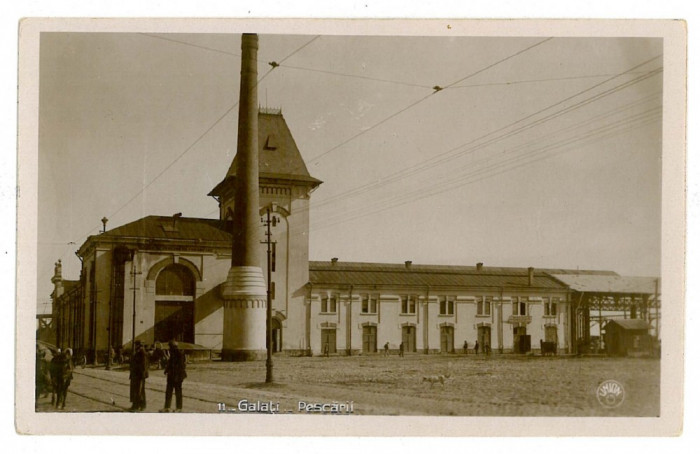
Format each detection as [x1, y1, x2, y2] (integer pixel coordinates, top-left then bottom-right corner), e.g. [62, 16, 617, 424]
[46, 110, 659, 361]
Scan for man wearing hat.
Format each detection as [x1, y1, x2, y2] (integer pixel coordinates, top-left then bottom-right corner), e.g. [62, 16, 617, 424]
[160, 340, 187, 413]
[129, 340, 149, 411]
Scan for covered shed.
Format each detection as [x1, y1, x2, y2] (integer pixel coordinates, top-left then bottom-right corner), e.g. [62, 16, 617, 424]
[603, 319, 653, 357]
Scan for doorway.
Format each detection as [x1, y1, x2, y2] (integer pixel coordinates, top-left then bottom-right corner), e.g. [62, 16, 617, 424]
[321, 329, 336, 355]
[271, 318, 282, 353]
[402, 325, 416, 353]
[154, 300, 194, 343]
[513, 326, 528, 353]
[362, 325, 377, 353]
[440, 325, 454, 353]
[478, 325, 492, 352]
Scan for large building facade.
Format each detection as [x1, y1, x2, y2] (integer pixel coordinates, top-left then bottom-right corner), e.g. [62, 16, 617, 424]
[50, 110, 659, 361]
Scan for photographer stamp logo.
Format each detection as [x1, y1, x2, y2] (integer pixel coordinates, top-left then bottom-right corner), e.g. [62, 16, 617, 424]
[596, 380, 626, 408]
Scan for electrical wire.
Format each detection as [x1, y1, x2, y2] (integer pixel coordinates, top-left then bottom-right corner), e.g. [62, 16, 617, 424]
[323, 107, 661, 224]
[39, 37, 319, 287]
[307, 37, 554, 164]
[140, 33, 241, 57]
[310, 108, 661, 233]
[299, 70, 661, 216]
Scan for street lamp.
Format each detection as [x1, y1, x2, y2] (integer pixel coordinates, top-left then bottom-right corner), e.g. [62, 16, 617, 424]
[262, 207, 279, 383]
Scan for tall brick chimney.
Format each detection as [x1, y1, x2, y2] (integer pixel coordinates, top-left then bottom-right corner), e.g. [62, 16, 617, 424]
[221, 34, 267, 361]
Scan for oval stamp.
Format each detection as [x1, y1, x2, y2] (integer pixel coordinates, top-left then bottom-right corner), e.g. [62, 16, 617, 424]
[596, 379, 626, 408]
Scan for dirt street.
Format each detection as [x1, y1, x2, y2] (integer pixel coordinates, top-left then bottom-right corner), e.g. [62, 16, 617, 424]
[35, 354, 659, 416]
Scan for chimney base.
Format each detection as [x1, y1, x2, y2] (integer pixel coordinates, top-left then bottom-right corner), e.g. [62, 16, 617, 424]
[221, 266, 267, 362]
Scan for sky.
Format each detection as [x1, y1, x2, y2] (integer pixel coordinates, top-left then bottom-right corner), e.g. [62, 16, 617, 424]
[35, 31, 664, 314]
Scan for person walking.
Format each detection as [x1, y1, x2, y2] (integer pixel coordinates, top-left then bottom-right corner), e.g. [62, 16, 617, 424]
[129, 340, 149, 412]
[399, 342, 404, 357]
[383, 342, 389, 357]
[160, 340, 187, 413]
[463, 340, 469, 355]
[474, 340, 480, 355]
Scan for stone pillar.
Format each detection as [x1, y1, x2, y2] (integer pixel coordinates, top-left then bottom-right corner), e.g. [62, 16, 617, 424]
[221, 33, 267, 361]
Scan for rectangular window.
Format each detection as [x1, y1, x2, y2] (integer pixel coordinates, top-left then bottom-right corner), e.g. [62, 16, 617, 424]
[512, 297, 526, 315]
[477, 296, 491, 316]
[439, 296, 455, 315]
[369, 295, 377, 314]
[361, 294, 378, 314]
[401, 295, 416, 314]
[543, 297, 558, 316]
[321, 294, 337, 313]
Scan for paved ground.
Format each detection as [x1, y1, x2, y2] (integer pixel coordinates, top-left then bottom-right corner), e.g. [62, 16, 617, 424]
[35, 354, 660, 416]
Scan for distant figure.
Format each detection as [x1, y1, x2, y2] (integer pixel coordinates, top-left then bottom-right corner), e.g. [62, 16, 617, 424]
[399, 342, 404, 357]
[484, 342, 491, 355]
[129, 341, 149, 411]
[153, 343, 165, 370]
[323, 342, 330, 357]
[115, 346, 124, 365]
[384, 342, 390, 356]
[474, 340, 480, 355]
[108, 346, 115, 366]
[463, 340, 468, 355]
[160, 340, 187, 413]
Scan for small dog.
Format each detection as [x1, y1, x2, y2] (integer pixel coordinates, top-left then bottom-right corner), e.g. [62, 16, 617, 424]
[422, 373, 451, 387]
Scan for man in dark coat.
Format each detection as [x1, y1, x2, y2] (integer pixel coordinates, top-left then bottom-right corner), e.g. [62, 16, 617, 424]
[160, 340, 187, 413]
[49, 348, 73, 409]
[129, 341, 149, 411]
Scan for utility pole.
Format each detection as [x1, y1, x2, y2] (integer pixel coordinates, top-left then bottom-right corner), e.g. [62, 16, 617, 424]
[654, 278, 660, 341]
[130, 250, 141, 356]
[498, 286, 504, 354]
[262, 207, 278, 383]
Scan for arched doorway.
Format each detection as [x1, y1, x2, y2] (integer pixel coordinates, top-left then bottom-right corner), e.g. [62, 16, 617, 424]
[154, 264, 195, 344]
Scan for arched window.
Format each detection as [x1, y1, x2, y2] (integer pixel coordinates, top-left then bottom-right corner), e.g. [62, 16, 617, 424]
[156, 265, 195, 296]
[154, 264, 195, 344]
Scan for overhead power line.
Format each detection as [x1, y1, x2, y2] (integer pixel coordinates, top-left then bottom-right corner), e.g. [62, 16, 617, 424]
[306, 90, 661, 218]
[307, 37, 554, 164]
[296, 66, 662, 216]
[39, 36, 320, 285]
[278, 63, 433, 89]
[314, 101, 661, 228]
[310, 107, 661, 233]
[140, 33, 241, 57]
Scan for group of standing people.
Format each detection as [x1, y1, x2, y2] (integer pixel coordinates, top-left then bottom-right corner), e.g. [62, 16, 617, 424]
[35, 345, 74, 410]
[463, 340, 491, 355]
[129, 339, 187, 412]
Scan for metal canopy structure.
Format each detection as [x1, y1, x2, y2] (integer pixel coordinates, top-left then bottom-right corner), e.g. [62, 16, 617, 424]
[551, 274, 660, 354]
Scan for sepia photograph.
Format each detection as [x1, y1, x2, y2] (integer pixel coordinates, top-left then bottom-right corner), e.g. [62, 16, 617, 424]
[15, 18, 686, 436]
